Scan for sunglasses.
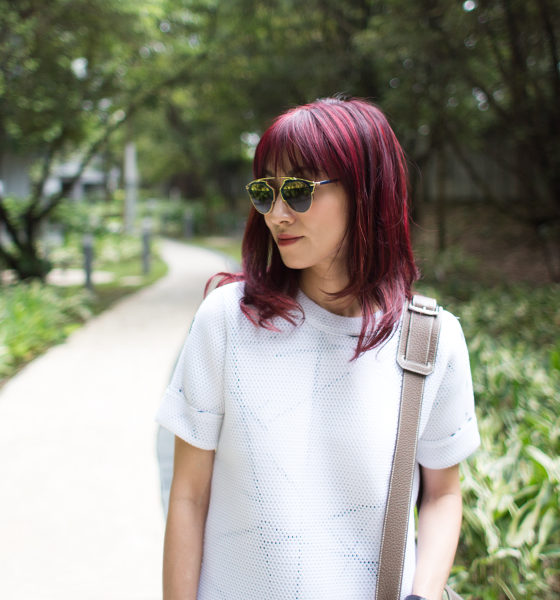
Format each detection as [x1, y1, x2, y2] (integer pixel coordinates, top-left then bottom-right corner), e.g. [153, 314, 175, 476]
[245, 177, 338, 215]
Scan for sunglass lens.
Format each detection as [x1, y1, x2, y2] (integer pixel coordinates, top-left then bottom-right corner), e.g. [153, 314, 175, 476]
[281, 179, 313, 212]
[247, 181, 273, 214]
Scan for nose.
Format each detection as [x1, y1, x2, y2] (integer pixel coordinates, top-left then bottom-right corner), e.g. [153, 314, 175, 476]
[266, 189, 295, 224]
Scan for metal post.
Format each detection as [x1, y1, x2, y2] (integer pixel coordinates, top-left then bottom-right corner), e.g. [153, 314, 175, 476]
[83, 233, 94, 290]
[142, 220, 151, 275]
[124, 141, 138, 234]
[183, 207, 194, 239]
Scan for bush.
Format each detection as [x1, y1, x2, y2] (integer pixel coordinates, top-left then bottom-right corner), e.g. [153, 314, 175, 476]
[0, 282, 92, 380]
[456, 287, 559, 599]
[417, 282, 560, 599]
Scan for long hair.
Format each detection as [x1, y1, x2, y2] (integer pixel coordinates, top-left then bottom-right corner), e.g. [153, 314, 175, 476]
[215, 96, 418, 359]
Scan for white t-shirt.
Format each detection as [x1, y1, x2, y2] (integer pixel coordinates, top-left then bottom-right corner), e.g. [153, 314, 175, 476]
[156, 281, 480, 600]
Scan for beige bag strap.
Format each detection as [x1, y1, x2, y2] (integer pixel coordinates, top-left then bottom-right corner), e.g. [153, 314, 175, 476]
[376, 295, 441, 600]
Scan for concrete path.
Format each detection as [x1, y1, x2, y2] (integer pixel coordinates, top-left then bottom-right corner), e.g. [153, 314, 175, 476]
[0, 239, 235, 600]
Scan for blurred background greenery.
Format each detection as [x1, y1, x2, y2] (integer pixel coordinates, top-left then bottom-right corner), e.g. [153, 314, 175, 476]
[0, 1, 558, 597]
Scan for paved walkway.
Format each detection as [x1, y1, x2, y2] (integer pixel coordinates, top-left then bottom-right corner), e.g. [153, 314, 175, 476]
[0, 239, 235, 600]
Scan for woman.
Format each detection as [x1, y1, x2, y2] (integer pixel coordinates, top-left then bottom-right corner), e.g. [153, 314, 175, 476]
[156, 96, 480, 600]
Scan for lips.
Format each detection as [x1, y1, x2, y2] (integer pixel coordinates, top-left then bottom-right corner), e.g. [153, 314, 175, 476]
[277, 234, 302, 246]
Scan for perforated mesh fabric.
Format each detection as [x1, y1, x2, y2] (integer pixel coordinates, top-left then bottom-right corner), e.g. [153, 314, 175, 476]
[156, 282, 480, 600]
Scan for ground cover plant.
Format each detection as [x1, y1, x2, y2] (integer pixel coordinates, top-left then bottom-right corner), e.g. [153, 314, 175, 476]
[453, 287, 559, 599]
[2, 226, 557, 598]
[417, 259, 560, 599]
[0, 233, 167, 384]
[0, 282, 92, 381]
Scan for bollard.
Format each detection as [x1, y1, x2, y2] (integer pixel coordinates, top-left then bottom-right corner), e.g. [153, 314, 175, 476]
[183, 208, 194, 239]
[83, 233, 94, 290]
[142, 220, 151, 275]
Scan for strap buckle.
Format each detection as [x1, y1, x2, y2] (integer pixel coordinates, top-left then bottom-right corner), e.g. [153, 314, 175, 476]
[408, 296, 439, 317]
[397, 295, 440, 376]
[397, 355, 434, 376]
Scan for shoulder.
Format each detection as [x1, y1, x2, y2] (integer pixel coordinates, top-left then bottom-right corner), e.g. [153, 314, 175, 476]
[196, 280, 244, 318]
[433, 307, 470, 371]
[185, 281, 244, 342]
[438, 308, 468, 344]
[438, 308, 466, 342]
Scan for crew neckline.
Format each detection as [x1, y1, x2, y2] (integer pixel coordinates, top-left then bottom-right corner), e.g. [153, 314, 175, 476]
[296, 289, 369, 337]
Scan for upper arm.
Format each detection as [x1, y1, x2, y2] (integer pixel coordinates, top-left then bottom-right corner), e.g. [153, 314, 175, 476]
[420, 464, 461, 504]
[170, 436, 215, 507]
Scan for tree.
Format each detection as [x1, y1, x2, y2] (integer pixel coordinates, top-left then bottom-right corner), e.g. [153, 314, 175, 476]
[0, 0, 187, 279]
[357, 0, 560, 276]
[133, 0, 385, 215]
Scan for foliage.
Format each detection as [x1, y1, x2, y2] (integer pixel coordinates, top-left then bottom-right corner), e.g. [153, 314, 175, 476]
[0, 282, 92, 379]
[0, 229, 167, 383]
[359, 0, 560, 275]
[0, 0, 184, 278]
[2, 0, 558, 278]
[415, 273, 560, 599]
[133, 0, 381, 204]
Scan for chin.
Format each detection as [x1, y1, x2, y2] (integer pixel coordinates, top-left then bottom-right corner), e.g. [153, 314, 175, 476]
[275, 249, 307, 270]
[281, 260, 309, 270]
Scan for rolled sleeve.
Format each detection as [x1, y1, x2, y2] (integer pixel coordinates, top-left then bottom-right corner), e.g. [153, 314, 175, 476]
[417, 310, 481, 469]
[417, 414, 480, 469]
[155, 285, 228, 451]
[156, 387, 224, 450]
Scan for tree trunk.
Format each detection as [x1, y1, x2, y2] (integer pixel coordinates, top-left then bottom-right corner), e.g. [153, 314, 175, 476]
[436, 147, 447, 253]
[13, 246, 51, 281]
[0, 200, 51, 281]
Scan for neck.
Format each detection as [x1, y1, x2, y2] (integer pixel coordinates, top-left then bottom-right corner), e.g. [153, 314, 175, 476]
[299, 269, 362, 317]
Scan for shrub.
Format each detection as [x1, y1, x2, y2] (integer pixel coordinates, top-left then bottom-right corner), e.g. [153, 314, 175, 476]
[0, 282, 92, 380]
[434, 285, 560, 599]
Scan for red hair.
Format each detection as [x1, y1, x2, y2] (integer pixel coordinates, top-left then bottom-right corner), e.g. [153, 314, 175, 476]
[215, 96, 418, 359]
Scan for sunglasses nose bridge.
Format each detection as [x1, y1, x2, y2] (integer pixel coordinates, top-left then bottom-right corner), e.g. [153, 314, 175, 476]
[268, 182, 295, 219]
[279, 181, 302, 213]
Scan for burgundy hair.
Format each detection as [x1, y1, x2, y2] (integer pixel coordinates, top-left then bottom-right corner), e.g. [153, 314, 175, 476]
[214, 96, 418, 359]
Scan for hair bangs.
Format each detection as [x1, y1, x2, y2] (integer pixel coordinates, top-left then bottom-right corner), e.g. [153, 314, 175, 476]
[254, 107, 344, 181]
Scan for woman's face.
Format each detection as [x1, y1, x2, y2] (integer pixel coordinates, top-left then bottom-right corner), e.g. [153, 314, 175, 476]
[263, 161, 350, 280]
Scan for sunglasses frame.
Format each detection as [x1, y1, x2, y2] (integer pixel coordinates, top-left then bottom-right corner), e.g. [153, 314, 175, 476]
[245, 177, 339, 215]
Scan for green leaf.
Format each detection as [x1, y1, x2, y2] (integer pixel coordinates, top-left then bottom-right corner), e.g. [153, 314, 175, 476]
[525, 446, 560, 484]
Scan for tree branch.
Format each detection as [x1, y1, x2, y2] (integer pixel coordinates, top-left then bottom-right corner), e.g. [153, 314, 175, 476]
[423, 9, 512, 123]
[0, 196, 24, 247]
[536, 0, 560, 106]
[33, 63, 203, 222]
[29, 129, 67, 211]
[0, 218, 19, 270]
[480, 17, 510, 83]
[440, 122, 505, 209]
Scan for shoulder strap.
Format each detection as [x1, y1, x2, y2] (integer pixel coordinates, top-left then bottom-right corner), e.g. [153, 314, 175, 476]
[376, 295, 442, 600]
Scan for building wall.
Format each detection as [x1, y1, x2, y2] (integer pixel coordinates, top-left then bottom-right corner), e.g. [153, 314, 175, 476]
[0, 153, 33, 199]
[420, 148, 519, 204]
